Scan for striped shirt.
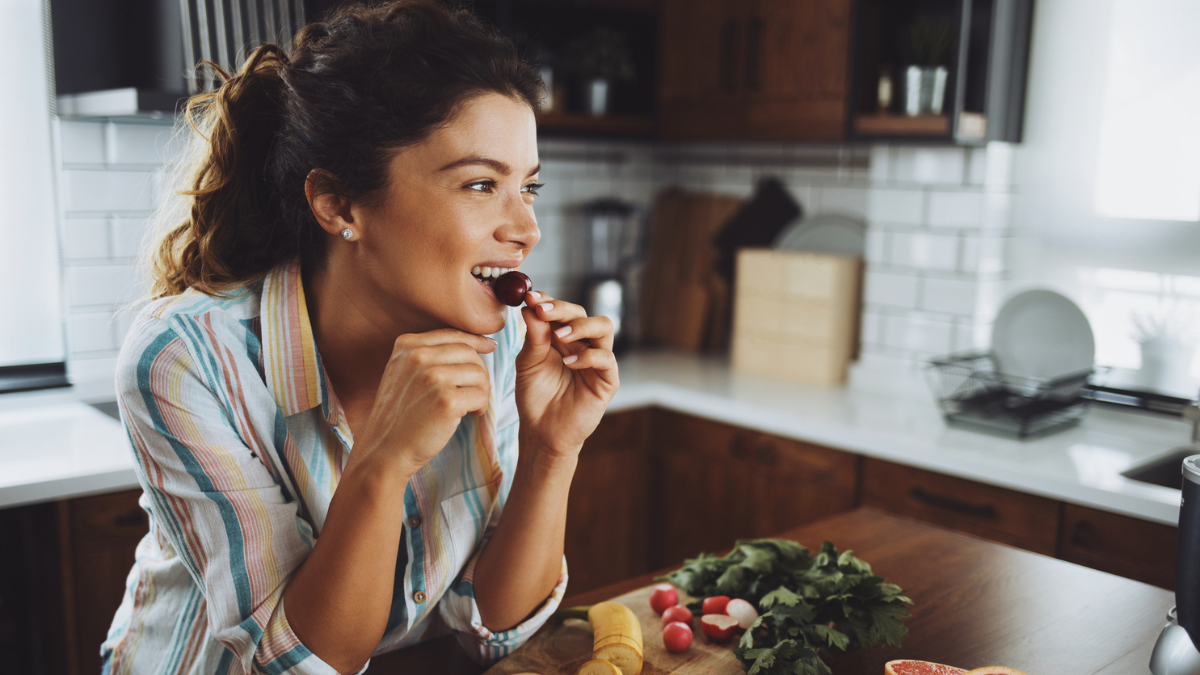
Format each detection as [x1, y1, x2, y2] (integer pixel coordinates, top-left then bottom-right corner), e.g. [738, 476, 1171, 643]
[103, 259, 567, 675]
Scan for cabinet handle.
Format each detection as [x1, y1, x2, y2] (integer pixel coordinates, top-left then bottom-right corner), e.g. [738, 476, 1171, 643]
[115, 508, 144, 528]
[754, 442, 777, 466]
[718, 19, 741, 91]
[728, 434, 751, 459]
[909, 487, 998, 519]
[744, 17, 763, 90]
[1069, 521, 1091, 546]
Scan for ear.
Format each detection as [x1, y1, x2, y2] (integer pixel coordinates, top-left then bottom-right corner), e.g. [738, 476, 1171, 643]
[304, 169, 355, 238]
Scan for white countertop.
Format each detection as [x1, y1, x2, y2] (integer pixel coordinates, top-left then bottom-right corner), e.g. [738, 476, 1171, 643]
[0, 388, 139, 508]
[0, 353, 1190, 525]
[609, 352, 1189, 526]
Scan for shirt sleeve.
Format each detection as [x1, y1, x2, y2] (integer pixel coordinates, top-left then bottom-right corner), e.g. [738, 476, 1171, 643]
[435, 307, 569, 664]
[117, 315, 347, 675]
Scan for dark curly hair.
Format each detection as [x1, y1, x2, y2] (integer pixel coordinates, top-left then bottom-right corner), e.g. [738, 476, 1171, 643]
[148, 0, 543, 298]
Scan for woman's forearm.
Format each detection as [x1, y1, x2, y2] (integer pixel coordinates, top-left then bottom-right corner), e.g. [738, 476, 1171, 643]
[472, 434, 578, 631]
[283, 456, 414, 673]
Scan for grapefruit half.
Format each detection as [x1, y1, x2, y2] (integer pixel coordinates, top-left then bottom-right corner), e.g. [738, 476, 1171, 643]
[885, 661, 967, 675]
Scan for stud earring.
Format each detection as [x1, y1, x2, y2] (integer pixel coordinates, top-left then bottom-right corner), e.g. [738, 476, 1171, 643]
[340, 228, 353, 240]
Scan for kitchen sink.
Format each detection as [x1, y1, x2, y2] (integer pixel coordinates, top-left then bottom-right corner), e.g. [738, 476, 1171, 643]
[1122, 446, 1200, 490]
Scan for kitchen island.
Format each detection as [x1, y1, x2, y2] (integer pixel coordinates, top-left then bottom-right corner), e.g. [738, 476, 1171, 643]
[368, 508, 1175, 674]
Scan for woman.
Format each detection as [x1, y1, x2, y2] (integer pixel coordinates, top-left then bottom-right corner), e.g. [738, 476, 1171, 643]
[102, 2, 617, 674]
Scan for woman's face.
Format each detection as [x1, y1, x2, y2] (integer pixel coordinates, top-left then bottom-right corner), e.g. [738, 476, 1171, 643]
[349, 92, 541, 337]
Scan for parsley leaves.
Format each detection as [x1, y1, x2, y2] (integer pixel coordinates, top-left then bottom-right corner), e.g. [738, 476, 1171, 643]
[658, 539, 913, 675]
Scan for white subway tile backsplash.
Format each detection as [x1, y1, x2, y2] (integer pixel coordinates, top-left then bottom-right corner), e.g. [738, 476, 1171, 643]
[959, 234, 1007, 275]
[918, 276, 1003, 317]
[110, 122, 176, 165]
[869, 145, 892, 183]
[892, 148, 966, 185]
[58, 120, 106, 165]
[889, 232, 959, 271]
[865, 270, 920, 309]
[816, 186, 868, 218]
[982, 192, 1013, 230]
[984, 141, 1015, 190]
[966, 147, 988, 186]
[60, 218, 111, 260]
[867, 188, 923, 225]
[68, 312, 118, 353]
[860, 309, 884, 345]
[63, 169, 155, 213]
[67, 355, 119, 389]
[927, 191, 984, 228]
[65, 264, 141, 307]
[865, 229, 887, 264]
[112, 217, 152, 258]
[953, 318, 990, 353]
[883, 313, 954, 355]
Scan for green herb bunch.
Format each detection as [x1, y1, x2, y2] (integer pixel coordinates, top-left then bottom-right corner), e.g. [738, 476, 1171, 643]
[660, 539, 913, 675]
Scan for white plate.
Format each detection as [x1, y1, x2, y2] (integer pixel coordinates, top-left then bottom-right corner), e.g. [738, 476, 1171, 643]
[773, 214, 866, 257]
[991, 289, 1095, 381]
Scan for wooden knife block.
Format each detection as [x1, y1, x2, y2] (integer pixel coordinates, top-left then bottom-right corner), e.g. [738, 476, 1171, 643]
[731, 249, 862, 385]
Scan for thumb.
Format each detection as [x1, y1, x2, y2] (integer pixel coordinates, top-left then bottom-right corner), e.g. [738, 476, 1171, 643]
[516, 304, 553, 368]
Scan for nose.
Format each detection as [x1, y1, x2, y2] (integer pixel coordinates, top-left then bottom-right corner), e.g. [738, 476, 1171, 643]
[498, 192, 541, 250]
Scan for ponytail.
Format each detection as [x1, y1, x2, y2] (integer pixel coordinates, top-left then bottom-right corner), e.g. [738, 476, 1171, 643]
[149, 44, 292, 298]
[146, 0, 543, 300]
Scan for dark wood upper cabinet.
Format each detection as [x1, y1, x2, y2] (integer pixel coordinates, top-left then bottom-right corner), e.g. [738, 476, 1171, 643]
[659, 0, 852, 141]
[848, 0, 1033, 143]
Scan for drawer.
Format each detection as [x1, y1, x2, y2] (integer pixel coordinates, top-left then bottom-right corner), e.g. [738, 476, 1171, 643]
[862, 458, 1060, 555]
[1059, 504, 1176, 590]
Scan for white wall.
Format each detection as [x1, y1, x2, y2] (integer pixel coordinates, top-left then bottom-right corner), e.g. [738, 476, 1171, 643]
[1013, 0, 1200, 378]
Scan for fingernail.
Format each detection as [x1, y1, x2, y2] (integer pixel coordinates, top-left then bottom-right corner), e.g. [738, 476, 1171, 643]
[540, 302, 553, 312]
[563, 354, 578, 365]
[554, 325, 572, 338]
[487, 337, 498, 346]
[529, 291, 541, 299]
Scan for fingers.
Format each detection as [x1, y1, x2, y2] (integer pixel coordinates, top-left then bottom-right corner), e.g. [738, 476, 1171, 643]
[420, 363, 490, 390]
[563, 347, 619, 386]
[528, 294, 587, 324]
[396, 328, 497, 354]
[551, 315, 615, 352]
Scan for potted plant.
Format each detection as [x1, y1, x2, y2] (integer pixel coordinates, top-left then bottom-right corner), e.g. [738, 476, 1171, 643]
[902, 19, 952, 116]
[562, 27, 636, 117]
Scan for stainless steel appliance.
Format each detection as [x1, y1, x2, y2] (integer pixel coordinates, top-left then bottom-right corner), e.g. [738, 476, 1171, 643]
[579, 198, 642, 352]
[1150, 454, 1200, 674]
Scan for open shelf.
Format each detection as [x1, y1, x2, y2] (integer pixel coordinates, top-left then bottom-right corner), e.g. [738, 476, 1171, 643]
[854, 113, 950, 136]
[537, 112, 655, 136]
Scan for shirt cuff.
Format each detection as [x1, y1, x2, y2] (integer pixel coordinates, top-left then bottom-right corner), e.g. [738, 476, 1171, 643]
[248, 596, 368, 675]
[446, 556, 569, 664]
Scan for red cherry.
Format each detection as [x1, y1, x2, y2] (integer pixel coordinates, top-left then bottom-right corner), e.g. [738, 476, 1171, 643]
[493, 271, 533, 307]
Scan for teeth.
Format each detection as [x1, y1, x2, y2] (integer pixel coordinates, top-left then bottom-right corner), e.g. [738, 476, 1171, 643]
[481, 266, 492, 278]
[472, 266, 481, 276]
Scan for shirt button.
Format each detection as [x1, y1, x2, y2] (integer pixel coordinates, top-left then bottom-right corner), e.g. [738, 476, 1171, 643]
[408, 515, 421, 529]
[414, 590, 427, 603]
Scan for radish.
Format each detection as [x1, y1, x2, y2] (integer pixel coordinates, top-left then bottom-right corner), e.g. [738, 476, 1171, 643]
[648, 583, 678, 615]
[662, 621, 693, 653]
[701, 595, 730, 615]
[661, 605, 693, 626]
[700, 614, 740, 642]
[724, 598, 758, 630]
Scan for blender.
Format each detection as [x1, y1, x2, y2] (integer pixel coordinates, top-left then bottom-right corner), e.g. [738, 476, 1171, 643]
[1150, 453, 1200, 674]
[579, 198, 643, 352]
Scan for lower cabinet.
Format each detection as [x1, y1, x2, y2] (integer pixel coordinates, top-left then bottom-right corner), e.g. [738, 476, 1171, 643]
[861, 458, 1061, 556]
[1059, 503, 1177, 590]
[649, 409, 859, 568]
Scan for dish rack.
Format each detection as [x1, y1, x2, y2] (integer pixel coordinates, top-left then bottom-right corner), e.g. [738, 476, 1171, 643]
[926, 352, 1105, 439]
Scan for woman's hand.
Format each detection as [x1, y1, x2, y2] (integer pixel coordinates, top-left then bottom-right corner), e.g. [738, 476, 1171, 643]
[515, 291, 619, 459]
[351, 329, 496, 476]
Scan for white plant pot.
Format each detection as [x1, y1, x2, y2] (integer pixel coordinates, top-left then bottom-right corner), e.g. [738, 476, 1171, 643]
[587, 78, 609, 117]
[1136, 337, 1197, 394]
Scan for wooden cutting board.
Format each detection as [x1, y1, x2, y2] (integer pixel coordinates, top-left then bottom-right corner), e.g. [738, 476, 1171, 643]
[483, 584, 744, 675]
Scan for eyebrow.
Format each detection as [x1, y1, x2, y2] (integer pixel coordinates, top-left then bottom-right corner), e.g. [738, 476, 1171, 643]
[437, 155, 540, 177]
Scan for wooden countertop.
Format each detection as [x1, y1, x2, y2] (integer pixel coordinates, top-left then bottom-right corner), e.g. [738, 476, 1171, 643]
[367, 508, 1174, 674]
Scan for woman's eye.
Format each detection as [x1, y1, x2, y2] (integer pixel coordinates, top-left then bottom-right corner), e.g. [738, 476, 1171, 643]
[523, 182, 545, 196]
[466, 180, 495, 193]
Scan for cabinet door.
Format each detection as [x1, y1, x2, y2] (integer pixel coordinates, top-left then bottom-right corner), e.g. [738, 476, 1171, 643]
[565, 409, 652, 594]
[649, 410, 858, 568]
[1059, 504, 1176, 590]
[862, 458, 1061, 555]
[743, 0, 851, 140]
[60, 489, 148, 675]
[658, 0, 747, 138]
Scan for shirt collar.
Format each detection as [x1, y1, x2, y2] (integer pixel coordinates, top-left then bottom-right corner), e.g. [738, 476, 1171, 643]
[260, 259, 336, 421]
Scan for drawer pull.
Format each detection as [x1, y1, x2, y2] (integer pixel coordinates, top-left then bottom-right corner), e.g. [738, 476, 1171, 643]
[909, 487, 998, 519]
[1069, 521, 1091, 546]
